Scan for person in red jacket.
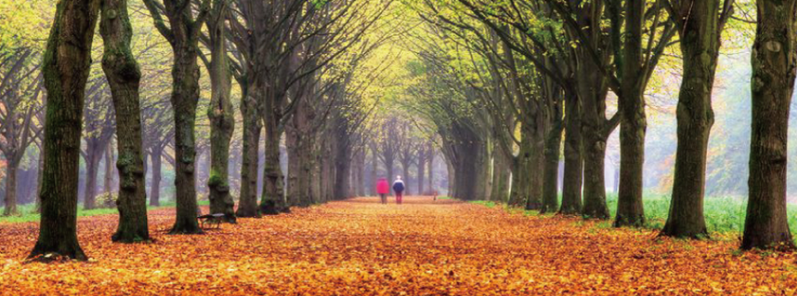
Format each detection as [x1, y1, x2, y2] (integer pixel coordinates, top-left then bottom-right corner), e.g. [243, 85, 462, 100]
[376, 177, 390, 204]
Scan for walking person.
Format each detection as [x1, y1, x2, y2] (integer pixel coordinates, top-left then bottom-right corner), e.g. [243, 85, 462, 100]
[376, 177, 389, 204]
[393, 176, 405, 205]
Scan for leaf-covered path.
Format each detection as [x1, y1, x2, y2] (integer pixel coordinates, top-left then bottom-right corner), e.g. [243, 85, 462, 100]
[1, 196, 796, 295]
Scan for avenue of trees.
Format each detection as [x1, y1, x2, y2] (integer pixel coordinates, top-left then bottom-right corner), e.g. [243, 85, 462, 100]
[1, 0, 796, 261]
[394, 0, 796, 251]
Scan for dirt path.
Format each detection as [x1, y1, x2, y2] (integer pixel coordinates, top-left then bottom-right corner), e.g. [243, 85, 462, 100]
[1, 196, 795, 295]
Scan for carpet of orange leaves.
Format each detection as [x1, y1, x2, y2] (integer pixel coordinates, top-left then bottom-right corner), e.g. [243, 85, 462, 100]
[1, 196, 797, 295]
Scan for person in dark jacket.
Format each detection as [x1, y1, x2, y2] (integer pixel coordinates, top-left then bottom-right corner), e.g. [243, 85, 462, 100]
[376, 177, 389, 204]
[392, 176, 405, 205]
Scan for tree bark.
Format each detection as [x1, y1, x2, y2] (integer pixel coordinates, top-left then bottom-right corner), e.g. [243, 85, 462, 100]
[508, 137, 530, 207]
[162, 0, 205, 234]
[3, 159, 17, 216]
[578, 82, 613, 219]
[82, 145, 103, 210]
[29, 0, 102, 261]
[206, 0, 236, 223]
[615, 0, 647, 227]
[427, 145, 434, 193]
[260, 108, 286, 215]
[104, 142, 114, 195]
[370, 148, 378, 196]
[417, 148, 427, 195]
[560, 87, 583, 215]
[355, 149, 365, 196]
[541, 94, 563, 214]
[525, 126, 546, 211]
[168, 47, 203, 231]
[490, 142, 510, 203]
[333, 131, 352, 200]
[236, 87, 262, 217]
[100, 0, 150, 242]
[661, 0, 727, 238]
[35, 146, 43, 213]
[401, 161, 411, 196]
[149, 147, 162, 206]
[742, 0, 797, 250]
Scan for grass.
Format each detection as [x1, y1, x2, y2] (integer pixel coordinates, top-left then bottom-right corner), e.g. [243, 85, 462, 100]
[0, 200, 210, 224]
[467, 193, 797, 236]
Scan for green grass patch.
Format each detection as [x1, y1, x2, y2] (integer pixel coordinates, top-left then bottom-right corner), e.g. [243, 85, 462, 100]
[465, 193, 797, 236]
[604, 193, 752, 234]
[0, 200, 210, 224]
[468, 200, 497, 208]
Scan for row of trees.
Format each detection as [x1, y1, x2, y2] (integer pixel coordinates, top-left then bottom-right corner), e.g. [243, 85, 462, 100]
[17, 0, 398, 261]
[397, 0, 795, 250]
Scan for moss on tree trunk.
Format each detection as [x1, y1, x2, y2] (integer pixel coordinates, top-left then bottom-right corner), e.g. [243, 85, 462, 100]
[206, 0, 236, 223]
[100, 0, 150, 243]
[29, 0, 102, 261]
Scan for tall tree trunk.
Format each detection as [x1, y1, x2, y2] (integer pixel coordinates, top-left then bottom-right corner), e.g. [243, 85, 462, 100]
[260, 108, 286, 215]
[742, 0, 797, 250]
[370, 149, 378, 196]
[3, 159, 18, 216]
[168, 40, 203, 234]
[29, 0, 101, 261]
[236, 87, 262, 217]
[334, 135, 352, 200]
[509, 133, 532, 207]
[578, 47, 611, 219]
[100, 0, 149, 242]
[417, 149, 426, 195]
[541, 95, 563, 214]
[525, 129, 546, 211]
[298, 141, 314, 205]
[206, 0, 236, 223]
[401, 161, 410, 196]
[661, 0, 727, 238]
[446, 157, 455, 197]
[386, 162, 394, 189]
[490, 144, 510, 203]
[83, 147, 102, 210]
[149, 147, 162, 206]
[615, 0, 647, 227]
[581, 115, 610, 219]
[560, 87, 583, 215]
[427, 145, 434, 193]
[356, 150, 365, 196]
[286, 129, 300, 206]
[35, 147, 43, 213]
[104, 143, 114, 195]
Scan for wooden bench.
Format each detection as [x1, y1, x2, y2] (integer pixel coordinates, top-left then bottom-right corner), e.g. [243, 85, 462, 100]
[197, 213, 225, 229]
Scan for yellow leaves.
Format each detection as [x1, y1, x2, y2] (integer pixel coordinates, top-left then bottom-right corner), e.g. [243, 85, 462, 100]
[1, 196, 797, 295]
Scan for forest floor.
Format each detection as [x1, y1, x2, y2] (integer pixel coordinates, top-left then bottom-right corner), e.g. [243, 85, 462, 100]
[1, 196, 796, 295]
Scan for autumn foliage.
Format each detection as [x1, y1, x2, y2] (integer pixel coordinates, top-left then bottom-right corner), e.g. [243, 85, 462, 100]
[1, 196, 796, 295]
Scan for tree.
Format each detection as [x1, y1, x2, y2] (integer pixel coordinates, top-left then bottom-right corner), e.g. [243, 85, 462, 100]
[142, 97, 173, 207]
[661, 0, 734, 238]
[100, 0, 150, 242]
[205, 0, 236, 223]
[0, 48, 44, 216]
[613, 0, 675, 227]
[81, 78, 115, 210]
[143, 0, 211, 234]
[29, 0, 102, 261]
[741, 0, 797, 250]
